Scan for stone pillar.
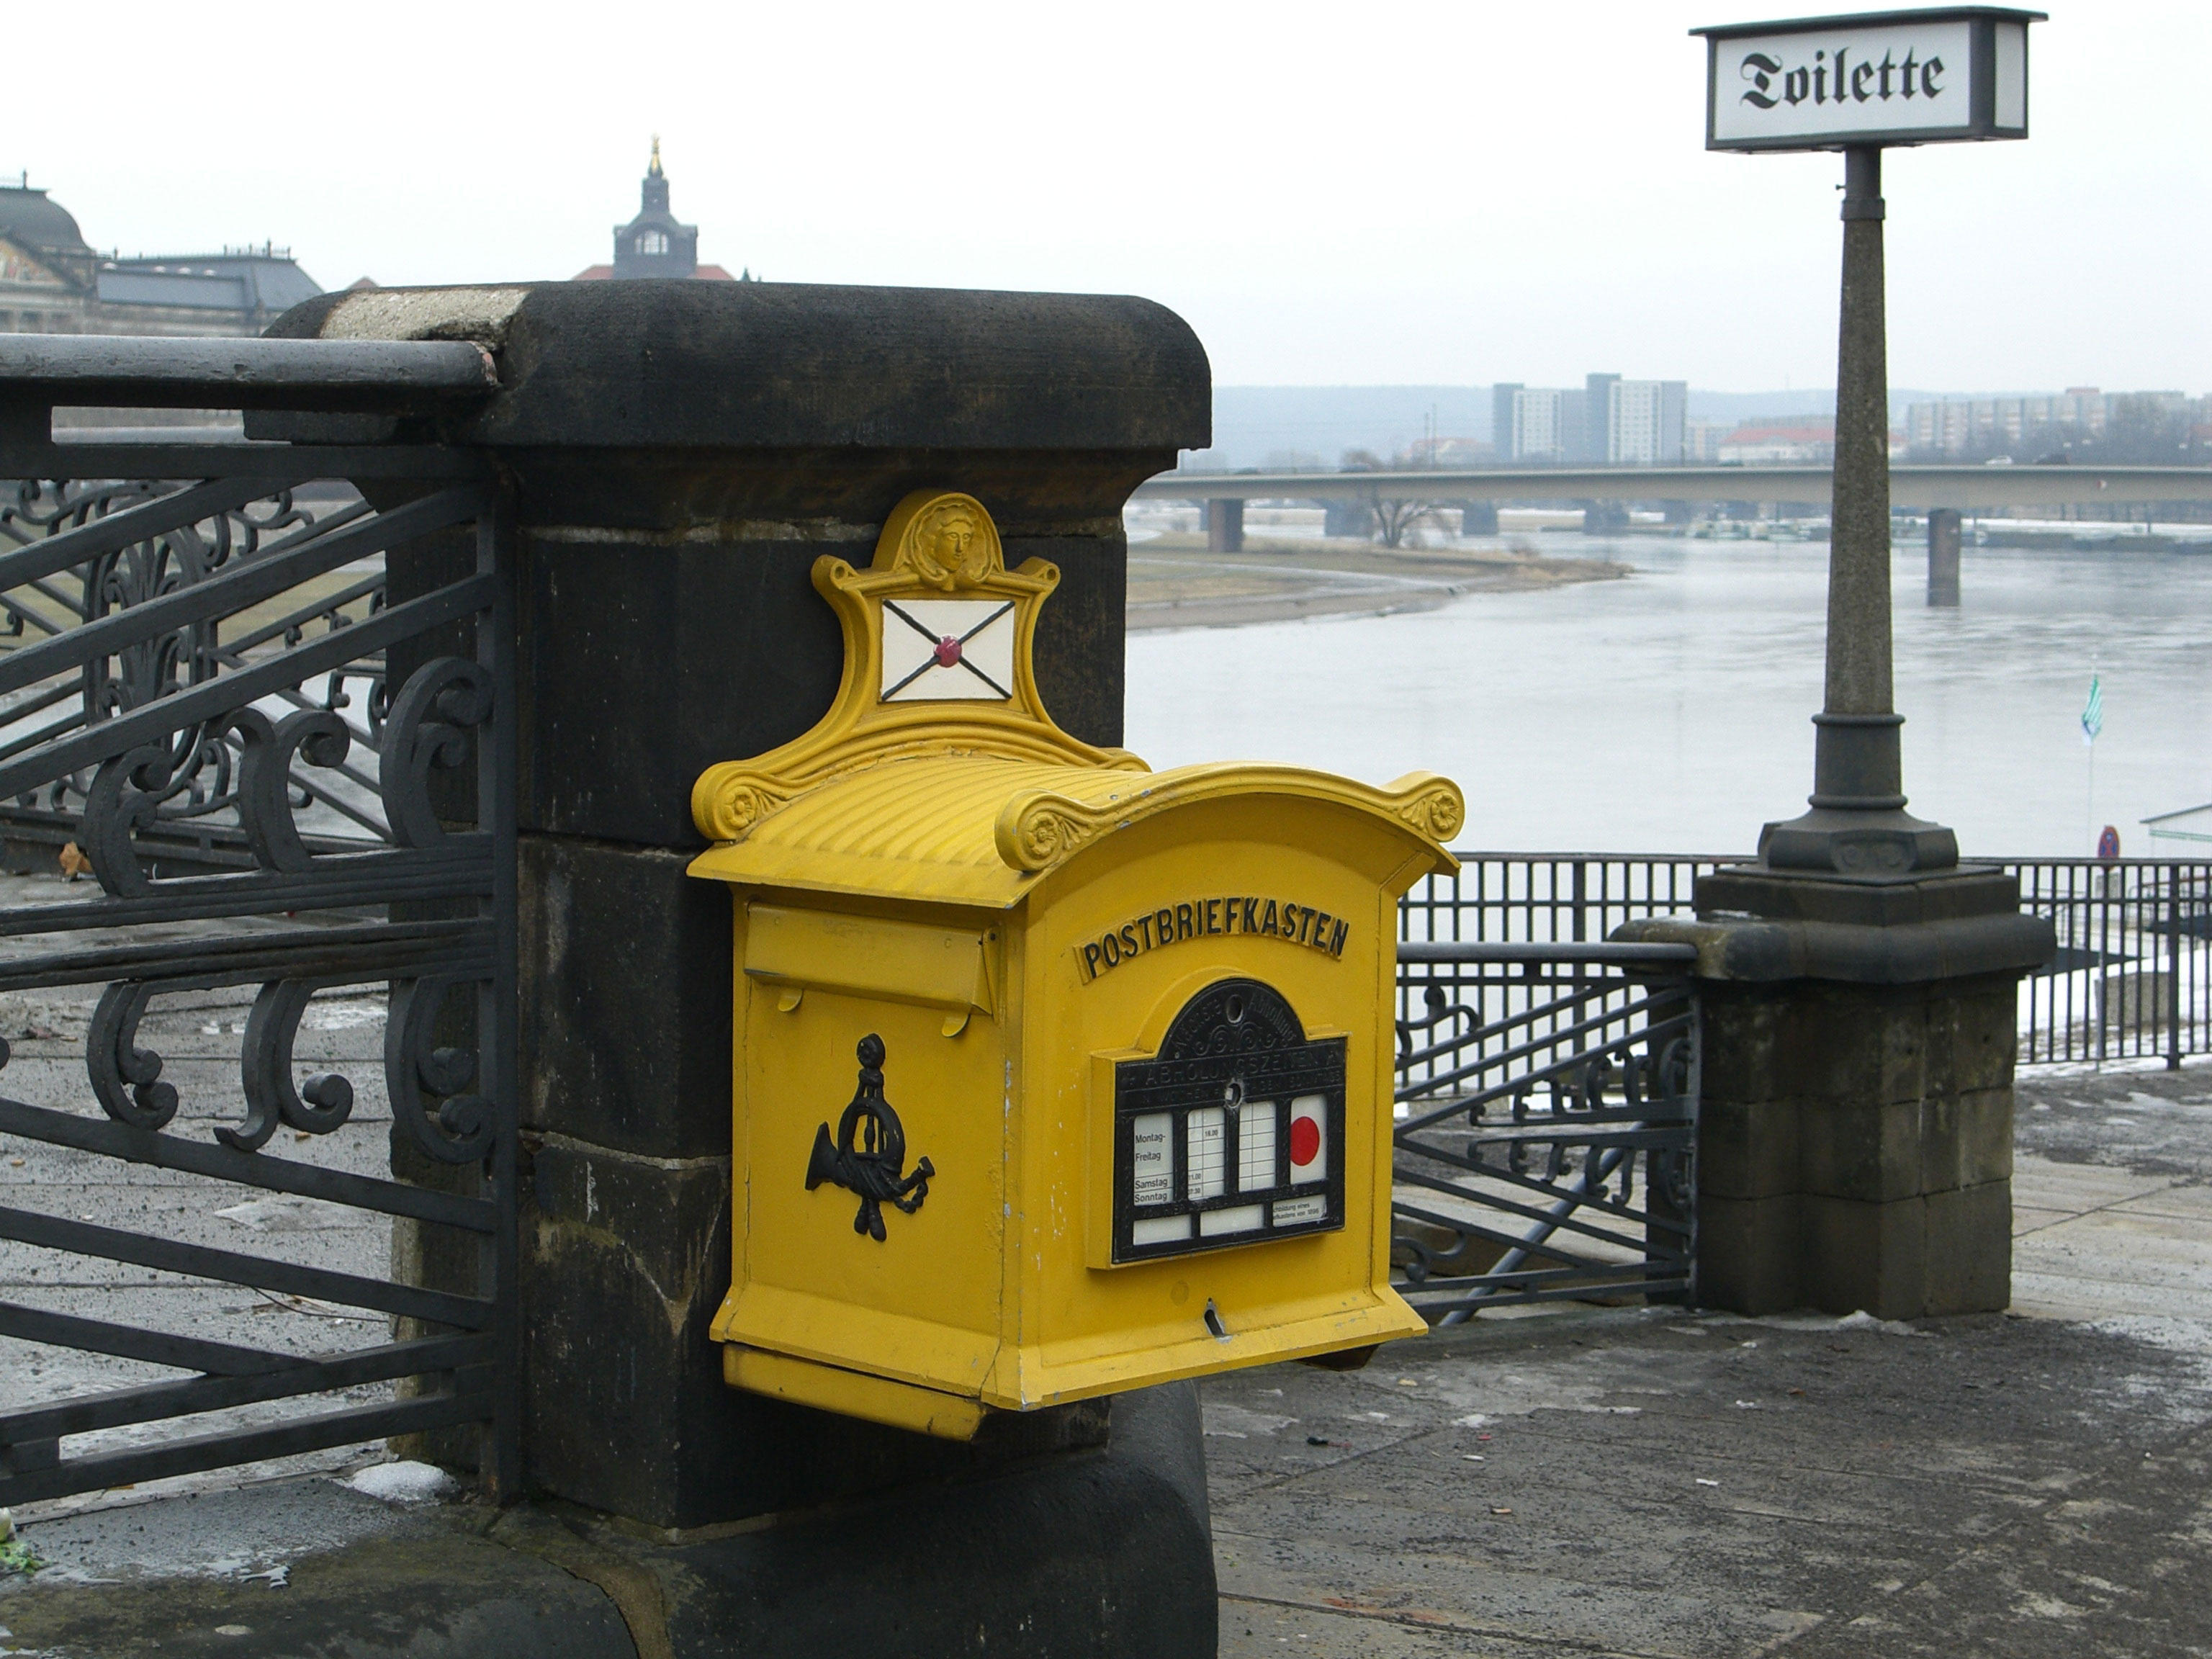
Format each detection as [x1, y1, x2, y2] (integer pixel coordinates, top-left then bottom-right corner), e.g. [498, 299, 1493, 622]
[1626, 875, 2044, 1317]
[267, 282, 1218, 1639]
[1928, 507, 1961, 606]
[1205, 495, 1245, 552]
[1581, 501, 1630, 534]
[1457, 500, 1498, 536]
[1617, 148, 2049, 1319]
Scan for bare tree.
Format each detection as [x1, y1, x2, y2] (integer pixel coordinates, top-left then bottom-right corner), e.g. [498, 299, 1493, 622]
[1339, 449, 1439, 549]
[1370, 494, 1441, 548]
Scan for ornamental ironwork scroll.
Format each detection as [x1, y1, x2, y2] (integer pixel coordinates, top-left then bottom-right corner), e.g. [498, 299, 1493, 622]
[0, 475, 387, 843]
[1390, 946, 1697, 1319]
[46, 645, 498, 1159]
[0, 439, 518, 1510]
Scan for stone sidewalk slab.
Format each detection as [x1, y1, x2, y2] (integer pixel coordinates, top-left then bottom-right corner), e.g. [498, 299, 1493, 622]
[1210, 1059, 2212, 1656]
[0, 1476, 631, 1658]
[1208, 1307, 2212, 1656]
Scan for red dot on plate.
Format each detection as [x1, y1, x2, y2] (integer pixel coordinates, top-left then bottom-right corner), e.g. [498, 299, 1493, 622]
[934, 635, 963, 667]
[1289, 1115, 1321, 1167]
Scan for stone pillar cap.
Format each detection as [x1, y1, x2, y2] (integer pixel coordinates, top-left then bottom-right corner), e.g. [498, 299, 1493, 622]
[266, 280, 1210, 454]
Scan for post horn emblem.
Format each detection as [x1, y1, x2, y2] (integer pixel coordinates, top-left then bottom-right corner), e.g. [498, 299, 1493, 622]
[805, 1034, 935, 1241]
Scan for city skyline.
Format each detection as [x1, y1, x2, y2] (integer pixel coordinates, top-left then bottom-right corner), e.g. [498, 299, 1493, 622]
[1174, 379, 2207, 473]
[4, 1, 2203, 392]
[6, 161, 2197, 405]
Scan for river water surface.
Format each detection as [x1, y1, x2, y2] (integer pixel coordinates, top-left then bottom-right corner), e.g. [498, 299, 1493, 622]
[1124, 536, 2212, 858]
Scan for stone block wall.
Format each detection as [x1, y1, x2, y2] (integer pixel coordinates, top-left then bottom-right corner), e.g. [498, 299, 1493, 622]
[1696, 972, 2018, 1318]
[272, 279, 1210, 1529]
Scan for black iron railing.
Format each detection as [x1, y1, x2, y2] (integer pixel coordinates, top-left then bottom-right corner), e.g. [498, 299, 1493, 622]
[0, 343, 516, 1507]
[1403, 853, 2212, 1071]
[1392, 940, 1698, 1318]
[1401, 854, 1719, 952]
[2012, 859, 2212, 1066]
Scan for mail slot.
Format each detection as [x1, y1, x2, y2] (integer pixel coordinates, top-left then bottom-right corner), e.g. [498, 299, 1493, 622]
[689, 489, 1462, 1438]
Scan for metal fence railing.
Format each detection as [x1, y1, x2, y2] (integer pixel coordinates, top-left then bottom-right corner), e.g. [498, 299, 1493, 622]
[1403, 854, 2212, 1071]
[1401, 855, 1720, 951]
[2012, 860, 2212, 1066]
[0, 350, 518, 1509]
[1392, 942, 1696, 1318]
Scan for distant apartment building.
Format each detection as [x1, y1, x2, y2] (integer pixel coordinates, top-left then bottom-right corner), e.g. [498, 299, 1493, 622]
[1683, 415, 1732, 464]
[1907, 398, 1977, 455]
[1501, 375, 1685, 464]
[0, 181, 319, 336]
[1897, 387, 2212, 458]
[1905, 387, 2212, 459]
[1607, 379, 1688, 465]
[1490, 383, 1521, 459]
[1582, 374, 1619, 460]
[1718, 421, 1835, 464]
[1502, 381, 1598, 463]
[1509, 387, 1578, 461]
[1906, 389, 2110, 454]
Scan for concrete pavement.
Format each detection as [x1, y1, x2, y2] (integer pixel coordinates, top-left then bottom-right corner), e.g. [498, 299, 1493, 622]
[1207, 1059, 2212, 1657]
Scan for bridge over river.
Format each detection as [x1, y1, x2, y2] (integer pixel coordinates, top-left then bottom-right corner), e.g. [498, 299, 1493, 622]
[1136, 464, 2212, 603]
[1139, 461, 2212, 541]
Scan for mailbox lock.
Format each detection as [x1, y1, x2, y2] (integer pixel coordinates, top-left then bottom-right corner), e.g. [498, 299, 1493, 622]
[804, 1034, 936, 1241]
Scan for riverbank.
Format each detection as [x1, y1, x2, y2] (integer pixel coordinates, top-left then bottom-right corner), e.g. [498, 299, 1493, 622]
[1127, 535, 1629, 631]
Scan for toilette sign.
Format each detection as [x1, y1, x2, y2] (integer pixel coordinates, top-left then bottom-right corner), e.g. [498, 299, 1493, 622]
[1693, 8, 2041, 151]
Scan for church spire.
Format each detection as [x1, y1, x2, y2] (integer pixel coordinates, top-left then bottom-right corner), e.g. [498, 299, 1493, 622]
[637, 137, 672, 217]
[612, 135, 695, 278]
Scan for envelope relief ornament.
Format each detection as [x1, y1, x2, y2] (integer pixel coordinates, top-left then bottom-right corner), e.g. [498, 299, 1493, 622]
[688, 488, 1147, 845]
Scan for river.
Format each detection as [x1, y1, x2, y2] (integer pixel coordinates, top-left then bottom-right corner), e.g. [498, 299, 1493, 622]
[1124, 535, 2212, 859]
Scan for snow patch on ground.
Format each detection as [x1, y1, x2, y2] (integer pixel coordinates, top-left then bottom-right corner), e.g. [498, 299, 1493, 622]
[305, 999, 387, 1031]
[215, 1196, 358, 1233]
[1201, 1402, 1298, 1439]
[345, 1462, 452, 1505]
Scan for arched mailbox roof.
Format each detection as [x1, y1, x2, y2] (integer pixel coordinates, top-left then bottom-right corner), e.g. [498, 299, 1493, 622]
[688, 752, 1462, 909]
[686, 488, 1461, 907]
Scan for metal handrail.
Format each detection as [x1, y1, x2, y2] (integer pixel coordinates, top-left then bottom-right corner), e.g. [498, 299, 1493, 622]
[0, 333, 499, 411]
[1400, 940, 1696, 966]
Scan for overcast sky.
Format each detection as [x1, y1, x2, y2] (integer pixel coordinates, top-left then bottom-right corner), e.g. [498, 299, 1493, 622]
[13, 1, 2206, 392]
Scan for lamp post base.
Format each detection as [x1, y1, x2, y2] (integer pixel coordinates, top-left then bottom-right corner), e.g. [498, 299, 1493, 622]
[1758, 702, 1960, 878]
[1757, 804, 1959, 880]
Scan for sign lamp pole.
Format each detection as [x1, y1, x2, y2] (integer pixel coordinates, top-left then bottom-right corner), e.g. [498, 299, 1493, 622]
[1691, 7, 2041, 875]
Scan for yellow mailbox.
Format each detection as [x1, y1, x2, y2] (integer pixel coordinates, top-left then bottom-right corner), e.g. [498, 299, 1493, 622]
[689, 490, 1462, 1438]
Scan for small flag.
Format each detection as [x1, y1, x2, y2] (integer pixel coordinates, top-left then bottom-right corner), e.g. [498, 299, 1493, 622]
[2081, 674, 2103, 745]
